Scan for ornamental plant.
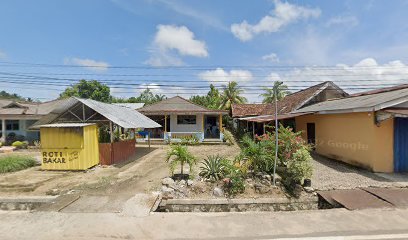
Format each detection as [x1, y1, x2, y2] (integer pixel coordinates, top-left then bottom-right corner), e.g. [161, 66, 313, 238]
[166, 145, 197, 176]
[199, 155, 228, 181]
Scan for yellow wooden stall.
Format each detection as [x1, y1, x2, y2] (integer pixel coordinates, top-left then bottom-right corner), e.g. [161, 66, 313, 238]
[40, 123, 99, 170]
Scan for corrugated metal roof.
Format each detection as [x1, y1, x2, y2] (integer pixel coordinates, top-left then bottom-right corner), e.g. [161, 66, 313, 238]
[38, 123, 96, 128]
[293, 87, 408, 114]
[113, 103, 145, 109]
[32, 97, 161, 129]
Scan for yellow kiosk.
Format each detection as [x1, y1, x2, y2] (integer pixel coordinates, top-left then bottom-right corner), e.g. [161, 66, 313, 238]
[40, 123, 99, 170]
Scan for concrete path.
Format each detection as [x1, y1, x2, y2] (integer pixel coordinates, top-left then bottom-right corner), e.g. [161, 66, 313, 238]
[1, 208, 408, 239]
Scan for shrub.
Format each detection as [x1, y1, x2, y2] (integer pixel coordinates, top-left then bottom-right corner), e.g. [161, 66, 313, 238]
[286, 148, 313, 184]
[179, 135, 199, 145]
[222, 163, 245, 196]
[166, 145, 197, 176]
[239, 134, 275, 173]
[222, 129, 234, 145]
[12, 141, 28, 149]
[0, 155, 37, 173]
[199, 155, 228, 181]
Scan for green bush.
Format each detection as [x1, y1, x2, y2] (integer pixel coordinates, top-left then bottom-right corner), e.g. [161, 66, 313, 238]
[239, 134, 275, 173]
[222, 163, 245, 196]
[12, 141, 28, 149]
[179, 135, 200, 145]
[0, 155, 37, 173]
[222, 129, 234, 145]
[286, 148, 313, 184]
[199, 155, 228, 181]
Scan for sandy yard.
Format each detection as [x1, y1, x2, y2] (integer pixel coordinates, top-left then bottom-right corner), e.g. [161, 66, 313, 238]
[0, 144, 241, 198]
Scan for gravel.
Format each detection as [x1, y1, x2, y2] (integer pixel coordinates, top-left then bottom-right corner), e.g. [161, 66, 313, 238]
[311, 153, 408, 190]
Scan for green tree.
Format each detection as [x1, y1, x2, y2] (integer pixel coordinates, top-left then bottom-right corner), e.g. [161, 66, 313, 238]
[260, 81, 290, 103]
[60, 80, 112, 102]
[219, 81, 247, 110]
[190, 84, 221, 109]
[0, 91, 31, 102]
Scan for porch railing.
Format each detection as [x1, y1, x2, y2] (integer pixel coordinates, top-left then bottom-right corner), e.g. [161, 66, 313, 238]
[163, 132, 224, 142]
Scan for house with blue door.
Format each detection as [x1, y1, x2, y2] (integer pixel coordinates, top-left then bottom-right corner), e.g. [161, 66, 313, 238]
[292, 84, 408, 173]
[137, 96, 228, 142]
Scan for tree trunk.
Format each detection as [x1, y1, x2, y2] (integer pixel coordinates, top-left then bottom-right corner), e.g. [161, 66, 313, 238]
[181, 162, 184, 175]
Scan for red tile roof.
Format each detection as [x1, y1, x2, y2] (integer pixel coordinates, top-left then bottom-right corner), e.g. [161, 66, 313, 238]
[232, 81, 347, 118]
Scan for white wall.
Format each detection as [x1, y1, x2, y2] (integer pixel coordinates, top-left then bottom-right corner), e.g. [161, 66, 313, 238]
[169, 114, 203, 132]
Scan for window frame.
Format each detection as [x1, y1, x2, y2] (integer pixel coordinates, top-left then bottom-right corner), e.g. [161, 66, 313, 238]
[177, 115, 197, 125]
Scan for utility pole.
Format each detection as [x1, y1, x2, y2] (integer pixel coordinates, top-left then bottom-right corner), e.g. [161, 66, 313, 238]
[273, 82, 280, 186]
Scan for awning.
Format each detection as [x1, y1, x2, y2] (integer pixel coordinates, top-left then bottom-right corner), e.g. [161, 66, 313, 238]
[238, 112, 310, 123]
[384, 109, 408, 116]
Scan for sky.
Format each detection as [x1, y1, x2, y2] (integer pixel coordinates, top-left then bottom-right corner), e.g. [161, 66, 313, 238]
[1, 0, 408, 102]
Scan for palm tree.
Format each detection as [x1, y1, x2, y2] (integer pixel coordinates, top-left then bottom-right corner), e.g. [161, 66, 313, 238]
[219, 81, 247, 110]
[166, 145, 197, 176]
[260, 81, 290, 103]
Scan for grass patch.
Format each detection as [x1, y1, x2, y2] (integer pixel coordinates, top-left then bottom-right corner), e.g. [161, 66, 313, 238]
[0, 155, 37, 173]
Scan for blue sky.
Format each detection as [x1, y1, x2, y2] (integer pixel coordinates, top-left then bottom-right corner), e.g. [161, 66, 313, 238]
[1, 0, 408, 102]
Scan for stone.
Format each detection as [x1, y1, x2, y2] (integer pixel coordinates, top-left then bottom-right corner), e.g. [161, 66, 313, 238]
[255, 172, 263, 178]
[179, 180, 186, 186]
[161, 186, 175, 199]
[162, 177, 175, 186]
[254, 183, 270, 194]
[213, 187, 224, 197]
[304, 186, 314, 193]
[191, 182, 207, 193]
[187, 180, 194, 186]
[46, 188, 60, 196]
[261, 179, 271, 186]
[263, 175, 272, 182]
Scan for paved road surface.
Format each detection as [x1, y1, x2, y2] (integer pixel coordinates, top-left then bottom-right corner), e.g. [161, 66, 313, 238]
[1, 208, 408, 239]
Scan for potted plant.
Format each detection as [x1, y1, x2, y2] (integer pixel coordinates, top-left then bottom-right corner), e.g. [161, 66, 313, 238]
[166, 144, 197, 180]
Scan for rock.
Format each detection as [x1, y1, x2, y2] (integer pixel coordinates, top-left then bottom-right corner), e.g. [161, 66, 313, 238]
[161, 186, 175, 199]
[191, 181, 207, 193]
[179, 180, 186, 186]
[245, 178, 253, 184]
[271, 173, 282, 184]
[254, 183, 270, 194]
[46, 188, 60, 196]
[261, 179, 271, 186]
[255, 172, 263, 178]
[162, 177, 175, 186]
[304, 186, 314, 193]
[213, 187, 224, 197]
[187, 180, 194, 186]
[263, 174, 272, 182]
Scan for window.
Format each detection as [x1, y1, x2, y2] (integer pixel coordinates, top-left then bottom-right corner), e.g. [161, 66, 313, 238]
[6, 120, 19, 131]
[177, 115, 196, 125]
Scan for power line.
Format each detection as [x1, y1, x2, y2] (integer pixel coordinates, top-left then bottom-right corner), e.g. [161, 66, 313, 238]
[2, 61, 408, 70]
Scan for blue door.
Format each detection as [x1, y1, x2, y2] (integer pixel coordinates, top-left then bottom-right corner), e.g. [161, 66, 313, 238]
[394, 118, 408, 172]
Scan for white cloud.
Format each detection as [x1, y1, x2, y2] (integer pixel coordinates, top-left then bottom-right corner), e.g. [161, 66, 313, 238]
[198, 68, 253, 84]
[269, 58, 408, 94]
[154, 25, 208, 57]
[146, 25, 208, 66]
[231, 0, 321, 41]
[0, 50, 7, 60]
[262, 53, 280, 63]
[326, 15, 359, 27]
[64, 57, 109, 72]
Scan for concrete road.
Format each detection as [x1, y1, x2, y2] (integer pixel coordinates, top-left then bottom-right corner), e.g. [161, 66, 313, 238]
[1, 208, 408, 240]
